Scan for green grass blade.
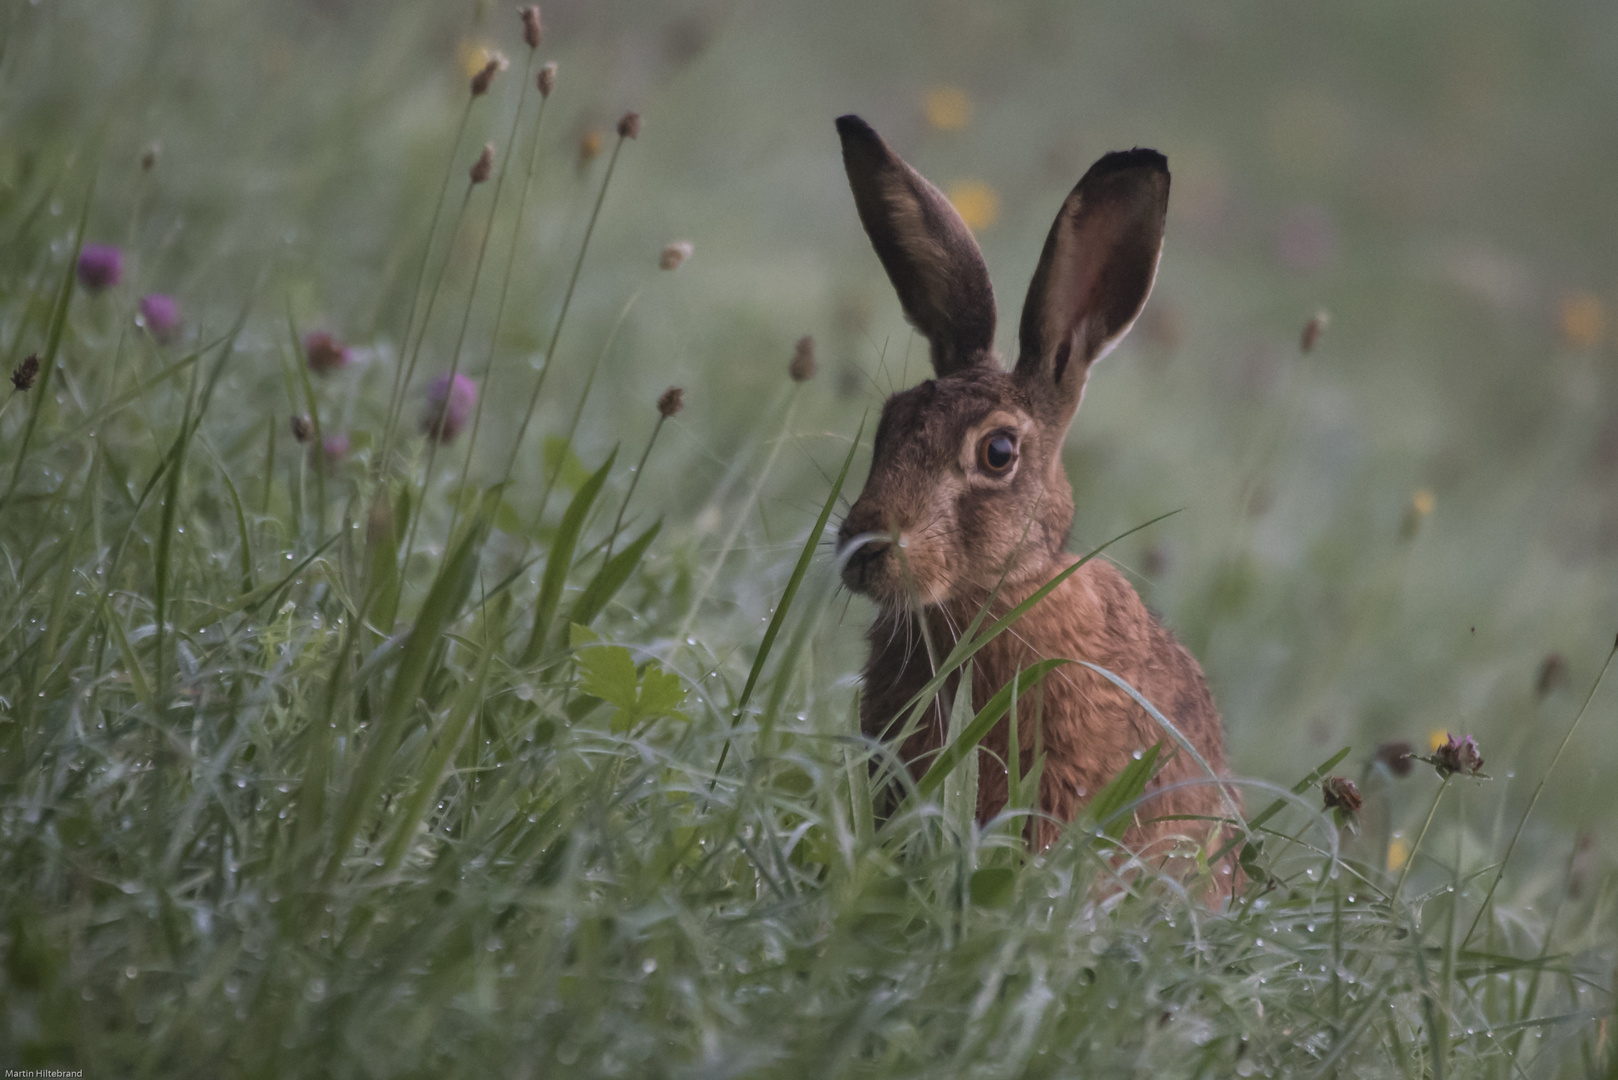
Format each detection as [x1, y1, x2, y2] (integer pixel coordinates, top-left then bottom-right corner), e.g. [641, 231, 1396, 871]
[914, 659, 1067, 801]
[1085, 741, 1163, 841]
[521, 448, 616, 665]
[565, 519, 661, 638]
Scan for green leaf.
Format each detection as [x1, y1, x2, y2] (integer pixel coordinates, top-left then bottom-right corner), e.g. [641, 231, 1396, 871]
[522, 449, 616, 665]
[577, 644, 638, 709]
[1085, 741, 1163, 841]
[638, 665, 685, 715]
[969, 866, 1016, 908]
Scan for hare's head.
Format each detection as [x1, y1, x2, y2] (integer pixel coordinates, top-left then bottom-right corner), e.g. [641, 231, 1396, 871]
[834, 115, 1170, 607]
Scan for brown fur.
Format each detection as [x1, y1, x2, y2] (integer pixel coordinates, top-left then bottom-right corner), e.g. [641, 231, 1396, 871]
[834, 116, 1240, 884]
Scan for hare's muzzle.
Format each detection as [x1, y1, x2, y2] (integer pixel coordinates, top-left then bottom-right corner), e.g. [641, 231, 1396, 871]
[836, 531, 892, 596]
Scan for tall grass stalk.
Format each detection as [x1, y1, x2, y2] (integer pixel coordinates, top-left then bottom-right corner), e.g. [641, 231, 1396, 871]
[502, 128, 631, 484]
[377, 98, 474, 474]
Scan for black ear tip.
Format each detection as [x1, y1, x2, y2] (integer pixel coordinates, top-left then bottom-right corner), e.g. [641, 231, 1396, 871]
[836, 114, 877, 143]
[1084, 147, 1169, 180]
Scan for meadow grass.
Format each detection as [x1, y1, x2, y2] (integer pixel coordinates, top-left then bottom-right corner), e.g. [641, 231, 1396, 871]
[2, 2, 1617, 1076]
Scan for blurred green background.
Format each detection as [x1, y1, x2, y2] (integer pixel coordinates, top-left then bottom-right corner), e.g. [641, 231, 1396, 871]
[7, 0, 1618, 837]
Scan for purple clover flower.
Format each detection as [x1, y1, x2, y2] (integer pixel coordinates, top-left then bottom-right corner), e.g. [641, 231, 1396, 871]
[304, 331, 353, 375]
[422, 373, 478, 443]
[319, 432, 351, 463]
[77, 243, 124, 292]
[138, 294, 182, 344]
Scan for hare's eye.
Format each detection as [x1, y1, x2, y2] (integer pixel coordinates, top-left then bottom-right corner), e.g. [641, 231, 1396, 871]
[977, 431, 1017, 475]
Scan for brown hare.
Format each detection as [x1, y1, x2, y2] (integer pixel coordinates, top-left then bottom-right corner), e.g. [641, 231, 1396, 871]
[833, 114, 1240, 876]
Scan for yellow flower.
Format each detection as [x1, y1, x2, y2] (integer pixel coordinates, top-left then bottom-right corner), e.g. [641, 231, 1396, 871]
[1411, 489, 1434, 517]
[1387, 835, 1410, 872]
[457, 40, 496, 79]
[922, 87, 972, 132]
[1558, 290, 1605, 349]
[1427, 729, 1449, 752]
[947, 181, 999, 232]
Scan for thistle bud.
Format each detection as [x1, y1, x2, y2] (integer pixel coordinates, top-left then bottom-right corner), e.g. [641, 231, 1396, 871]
[290, 414, 313, 443]
[617, 111, 641, 139]
[470, 143, 495, 184]
[788, 335, 816, 382]
[1321, 776, 1362, 816]
[1300, 309, 1329, 353]
[10, 354, 40, 392]
[659, 241, 692, 271]
[657, 386, 685, 418]
[471, 53, 507, 97]
[520, 6, 543, 49]
[537, 61, 557, 97]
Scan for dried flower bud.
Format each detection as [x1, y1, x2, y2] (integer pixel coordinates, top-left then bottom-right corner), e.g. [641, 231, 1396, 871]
[657, 386, 685, 418]
[422, 373, 478, 443]
[138, 294, 182, 345]
[617, 111, 641, 139]
[470, 142, 495, 184]
[290, 414, 313, 443]
[1431, 733, 1484, 777]
[10, 354, 40, 392]
[139, 142, 160, 172]
[520, 6, 543, 49]
[537, 61, 557, 97]
[1321, 776, 1362, 816]
[77, 243, 123, 292]
[788, 335, 816, 382]
[1373, 740, 1414, 778]
[304, 331, 353, 375]
[659, 241, 693, 271]
[1536, 653, 1568, 697]
[578, 129, 603, 165]
[1300, 309, 1329, 353]
[470, 53, 507, 97]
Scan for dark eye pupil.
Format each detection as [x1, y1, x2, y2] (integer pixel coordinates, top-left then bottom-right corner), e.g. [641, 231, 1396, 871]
[985, 435, 1014, 470]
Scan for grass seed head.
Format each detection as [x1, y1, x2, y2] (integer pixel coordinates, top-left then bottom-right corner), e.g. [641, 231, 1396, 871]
[139, 142, 160, 171]
[10, 354, 40, 392]
[77, 243, 123, 292]
[657, 386, 685, 417]
[471, 53, 507, 97]
[789, 335, 816, 382]
[617, 111, 641, 139]
[470, 142, 495, 184]
[537, 61, 557, 97]
[1301, 309, 1329, 353]
[303, 331, 352, 375]
[1536, 652, 1568, 697]
[659, 241, 692, 270]
[520, 6, 543, 49]
[138, 294, 182, 344]
[290, 414, 313, 443]
[578, 129, 603, 165]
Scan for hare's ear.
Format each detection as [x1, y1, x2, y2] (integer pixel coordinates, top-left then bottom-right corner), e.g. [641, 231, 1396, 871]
[1014, 148, 1169, 426]
[837, 114, 996, 378]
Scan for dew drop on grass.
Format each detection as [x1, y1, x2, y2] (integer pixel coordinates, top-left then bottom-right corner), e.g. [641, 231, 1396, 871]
[1131, 748, 1144, 759]
[125, 966, 138, 979]
[642, 958, 657, 974]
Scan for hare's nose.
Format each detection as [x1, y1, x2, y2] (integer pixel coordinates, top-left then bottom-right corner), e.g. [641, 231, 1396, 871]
[837, 532, 891, 591]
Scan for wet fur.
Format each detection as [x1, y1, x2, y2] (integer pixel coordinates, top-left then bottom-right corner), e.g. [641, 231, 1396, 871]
[834, 115, 1240, 883]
